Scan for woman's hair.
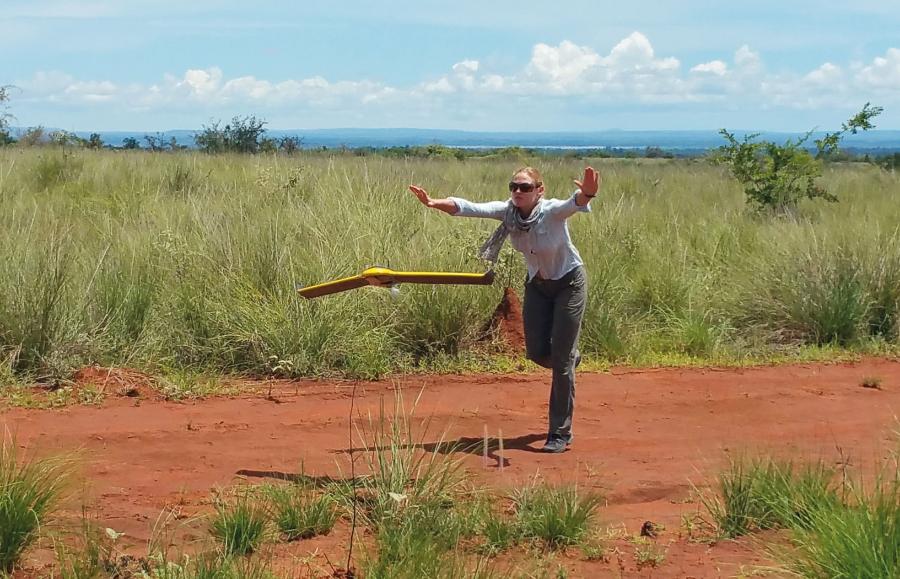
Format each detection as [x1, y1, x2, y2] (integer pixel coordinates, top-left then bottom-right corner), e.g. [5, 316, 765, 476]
[513, 166, 543, 187]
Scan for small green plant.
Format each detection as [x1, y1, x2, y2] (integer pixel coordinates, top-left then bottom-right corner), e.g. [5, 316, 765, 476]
[265, 484, 337, 541]
[632, 536, 666, 568]
[0, 439, 73, 572]
[209, 492, 269, 556]
[511, 482, 603, 549]
[578, 531, 608, 561]
[716, 103, 882, 212]
[364, 518, 498, 579]
[478, 515, 521, 556]
[144, 552, 276, 579]
[861, 376, 883, 389]
[56, 520, 134, 579]
[158, 371, 221, 400]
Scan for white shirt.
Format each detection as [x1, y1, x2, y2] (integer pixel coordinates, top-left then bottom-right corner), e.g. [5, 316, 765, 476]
[447, 192, 591, 281]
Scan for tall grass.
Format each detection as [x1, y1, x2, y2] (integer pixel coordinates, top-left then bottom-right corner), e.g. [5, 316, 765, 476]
[0, 438, 73, 572]
[699, 456, 838, 538]
[702, 454, 900, 578]
[787, 477, 900, 579]
[1, 150, 899, 380]
[341, 389, 503, 576]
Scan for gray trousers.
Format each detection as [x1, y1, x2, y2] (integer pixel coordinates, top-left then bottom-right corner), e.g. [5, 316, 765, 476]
[523, 266, 586, 439]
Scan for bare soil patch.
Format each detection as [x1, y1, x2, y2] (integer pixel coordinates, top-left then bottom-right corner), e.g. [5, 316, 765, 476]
[5, 357, 900, 577]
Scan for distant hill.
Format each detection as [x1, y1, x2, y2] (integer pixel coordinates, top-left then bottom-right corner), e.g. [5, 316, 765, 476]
[15, 127, 900, 153]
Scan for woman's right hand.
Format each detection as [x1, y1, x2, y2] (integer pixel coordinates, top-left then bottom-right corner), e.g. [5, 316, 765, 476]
[408, 185, 459, 215]
[409, 185, 434, 208]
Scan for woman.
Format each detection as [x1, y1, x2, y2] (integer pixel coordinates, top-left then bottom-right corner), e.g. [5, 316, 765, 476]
[409, 166, 600, 453]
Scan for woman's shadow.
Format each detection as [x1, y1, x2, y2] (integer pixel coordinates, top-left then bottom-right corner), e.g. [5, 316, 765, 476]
[341, 432, 547, 469]
[236, 432, 547, 481]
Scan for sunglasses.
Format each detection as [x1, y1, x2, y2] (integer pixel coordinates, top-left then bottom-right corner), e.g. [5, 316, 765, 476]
[509, 181, 538, 193]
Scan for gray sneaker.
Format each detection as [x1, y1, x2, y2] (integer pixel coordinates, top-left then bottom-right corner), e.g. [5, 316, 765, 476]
[541, 437, 567, 453]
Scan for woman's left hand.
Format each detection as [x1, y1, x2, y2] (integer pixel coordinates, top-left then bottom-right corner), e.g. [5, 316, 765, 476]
[574, 166, 601, 197]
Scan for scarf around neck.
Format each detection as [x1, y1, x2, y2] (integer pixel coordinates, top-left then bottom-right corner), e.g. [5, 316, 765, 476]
[478, 199, 544, 264]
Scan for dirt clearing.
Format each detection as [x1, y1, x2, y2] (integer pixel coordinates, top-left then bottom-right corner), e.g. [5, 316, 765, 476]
[4, 357, 900, 577]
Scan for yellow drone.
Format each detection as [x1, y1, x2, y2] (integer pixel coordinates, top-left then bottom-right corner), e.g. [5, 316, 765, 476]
[297, 267, 495, 299]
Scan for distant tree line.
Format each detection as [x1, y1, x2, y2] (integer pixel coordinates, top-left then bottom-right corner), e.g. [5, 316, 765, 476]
[0, 90, 896, 172]
[193, 115, 303, 154]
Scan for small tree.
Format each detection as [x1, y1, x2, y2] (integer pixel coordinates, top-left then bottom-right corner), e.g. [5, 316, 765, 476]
[48, 129, 87, 147]
[168, 136, 187, 151]
[716, 103, 882, 213]
[195, 120, 227, 153]
[279, 135, 303, 155]
[17, 126, 46, 147]
[143, 132, 167, 152]
[228, 115, 267, 153]
[121, 136, 140, 150]
[194, 115, 268, 154]
[0, 86, 13, 146]
[87, 133, 103, 150]
[259, 136, 278, 154]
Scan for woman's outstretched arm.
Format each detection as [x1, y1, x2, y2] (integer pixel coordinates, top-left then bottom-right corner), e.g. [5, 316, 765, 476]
[409, 185, 459, 215]
[409, 185, 507, 219]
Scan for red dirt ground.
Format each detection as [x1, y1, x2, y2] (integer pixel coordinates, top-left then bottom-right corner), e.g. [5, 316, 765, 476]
[4, 357, 900, 577]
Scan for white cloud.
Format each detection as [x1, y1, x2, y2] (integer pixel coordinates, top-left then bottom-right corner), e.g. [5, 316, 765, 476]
[452, 60, 479, 74]
[19, 70, 76, 95]
[11, 33, 900, 128]
[603, 32, 679, 72]
[734, 45, 762, 73]
[423, 77, 454, 93]
[527, 40, 601, 88]
[691, 60, 728, 76]
[178, 67, 223, 99]
[856, 47, 900, 90]
[804, 62, 841, 85]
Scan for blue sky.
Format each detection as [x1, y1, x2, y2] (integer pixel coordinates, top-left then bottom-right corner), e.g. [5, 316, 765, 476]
[3, 1, 899, 131]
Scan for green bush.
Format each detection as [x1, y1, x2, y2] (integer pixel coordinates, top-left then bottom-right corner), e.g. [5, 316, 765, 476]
[716, 104, 881, 212]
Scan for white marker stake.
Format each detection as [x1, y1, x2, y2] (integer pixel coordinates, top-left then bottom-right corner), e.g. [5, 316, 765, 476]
[483, 424, 489, 468]
[498, 428, 504, 472]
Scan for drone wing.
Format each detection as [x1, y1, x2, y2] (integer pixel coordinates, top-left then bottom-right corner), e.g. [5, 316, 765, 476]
[297, 267, 494, 299]
[296, 274, 369, 298]
[388, 270, 495, 286]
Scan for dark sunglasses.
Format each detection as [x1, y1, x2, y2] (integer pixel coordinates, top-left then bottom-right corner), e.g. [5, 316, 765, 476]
[509, 181, 537, 193]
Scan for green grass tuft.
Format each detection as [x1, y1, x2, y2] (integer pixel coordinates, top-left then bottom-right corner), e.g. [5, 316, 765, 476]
[511, 482, 603, 549]
[265, 484, 337, 541]
[0, 439, 73, 572]
[208, 492, 269, 556]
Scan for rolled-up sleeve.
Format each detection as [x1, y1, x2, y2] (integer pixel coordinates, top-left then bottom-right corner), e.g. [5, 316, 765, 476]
[545, 191, 592, 220]
[447, 197, 508, 220]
